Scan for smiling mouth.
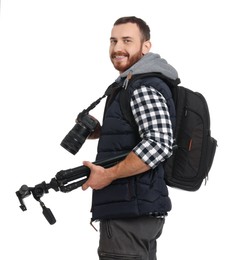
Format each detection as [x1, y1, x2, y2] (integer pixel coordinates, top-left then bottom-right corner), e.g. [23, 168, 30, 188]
[113, 56, 129, 64]
[112, 52, 128, 60]
[114, 55, 126, 60]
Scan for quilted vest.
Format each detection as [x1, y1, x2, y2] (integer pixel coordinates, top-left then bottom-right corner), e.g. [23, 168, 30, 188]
[91, 76, 175, 221]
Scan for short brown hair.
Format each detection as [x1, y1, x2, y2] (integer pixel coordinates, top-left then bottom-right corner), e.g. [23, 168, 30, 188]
[113, 16, 150, 42]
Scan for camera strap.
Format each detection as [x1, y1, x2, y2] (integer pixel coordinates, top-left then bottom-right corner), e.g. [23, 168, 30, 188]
[84, 81, 122, 114]
[83, 93, 107, 113]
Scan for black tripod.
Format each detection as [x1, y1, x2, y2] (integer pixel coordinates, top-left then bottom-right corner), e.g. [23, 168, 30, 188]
[16, 153, 128, 225]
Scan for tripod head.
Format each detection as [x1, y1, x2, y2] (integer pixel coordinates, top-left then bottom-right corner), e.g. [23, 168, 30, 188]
[16, 179, 59, 224]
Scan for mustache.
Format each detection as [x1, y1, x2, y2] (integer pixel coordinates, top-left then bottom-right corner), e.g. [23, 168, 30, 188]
[111, 51, 128, 58]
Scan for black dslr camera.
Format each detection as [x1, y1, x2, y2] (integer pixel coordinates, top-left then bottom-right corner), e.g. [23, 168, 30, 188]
[60, 110, 98, 155]
[60, 92, 108, 155]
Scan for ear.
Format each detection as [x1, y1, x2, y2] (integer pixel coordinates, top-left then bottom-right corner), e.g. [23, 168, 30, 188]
[142, 40, 152, 55]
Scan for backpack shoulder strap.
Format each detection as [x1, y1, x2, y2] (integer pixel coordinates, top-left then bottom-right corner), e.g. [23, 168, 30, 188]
[119, 72, 180, 129]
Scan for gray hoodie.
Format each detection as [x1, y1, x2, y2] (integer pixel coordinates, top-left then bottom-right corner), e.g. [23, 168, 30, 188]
[116, 52, 179, 83]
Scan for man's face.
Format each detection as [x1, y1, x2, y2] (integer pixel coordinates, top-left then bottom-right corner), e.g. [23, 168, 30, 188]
[109, 23, 151, 74]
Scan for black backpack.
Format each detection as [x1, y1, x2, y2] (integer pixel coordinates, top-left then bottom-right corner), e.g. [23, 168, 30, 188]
[119, 72, 217, 191]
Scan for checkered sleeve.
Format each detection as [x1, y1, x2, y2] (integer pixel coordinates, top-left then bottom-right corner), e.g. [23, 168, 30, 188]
[130, 85, 174, 168]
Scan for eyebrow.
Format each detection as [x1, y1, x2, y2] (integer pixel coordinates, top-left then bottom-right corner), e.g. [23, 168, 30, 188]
[110, 36, 133, 41]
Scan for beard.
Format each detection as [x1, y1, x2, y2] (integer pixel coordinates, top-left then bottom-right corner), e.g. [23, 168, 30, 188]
[110, 48, 144, 73]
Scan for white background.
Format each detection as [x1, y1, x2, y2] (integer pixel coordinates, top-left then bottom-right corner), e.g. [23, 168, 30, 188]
[0, 0, 236, 259]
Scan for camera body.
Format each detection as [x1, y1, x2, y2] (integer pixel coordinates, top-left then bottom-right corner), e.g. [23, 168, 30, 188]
[60, 110, 98, 155]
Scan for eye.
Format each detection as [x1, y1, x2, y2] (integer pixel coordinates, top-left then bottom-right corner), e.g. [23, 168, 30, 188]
[110, 39, 117, 45]
[124, 39, 132, 43]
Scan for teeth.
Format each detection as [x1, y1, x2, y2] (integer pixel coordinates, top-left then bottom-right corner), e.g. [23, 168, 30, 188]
[115, 55, 125, 58]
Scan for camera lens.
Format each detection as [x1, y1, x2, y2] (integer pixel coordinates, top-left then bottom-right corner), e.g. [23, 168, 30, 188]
[60, 123, 91, 155]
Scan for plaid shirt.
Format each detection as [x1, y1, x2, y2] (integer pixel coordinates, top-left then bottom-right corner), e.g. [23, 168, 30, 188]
[130, 85, 174, 168]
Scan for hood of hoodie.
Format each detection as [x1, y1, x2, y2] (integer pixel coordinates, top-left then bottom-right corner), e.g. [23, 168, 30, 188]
[116, 52, 178, 83]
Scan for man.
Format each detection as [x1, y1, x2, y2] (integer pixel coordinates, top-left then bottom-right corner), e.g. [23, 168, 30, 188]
[82, 16, 179, 260]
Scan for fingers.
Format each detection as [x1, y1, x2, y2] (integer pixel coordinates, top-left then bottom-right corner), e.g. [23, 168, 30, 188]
[83, 160, 93, 168]
[81, 161, 106, 191]
[82, 161, 92, 191]
[82, 181, 89, 191]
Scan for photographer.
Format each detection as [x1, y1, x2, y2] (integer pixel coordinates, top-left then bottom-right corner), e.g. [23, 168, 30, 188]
[81, 16, 178, 260]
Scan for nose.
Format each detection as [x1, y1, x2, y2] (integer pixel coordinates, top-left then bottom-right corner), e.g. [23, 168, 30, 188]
[113, 40, 125, 52]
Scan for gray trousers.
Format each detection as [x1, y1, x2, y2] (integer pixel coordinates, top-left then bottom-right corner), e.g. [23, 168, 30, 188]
[98, 216, 165, 260]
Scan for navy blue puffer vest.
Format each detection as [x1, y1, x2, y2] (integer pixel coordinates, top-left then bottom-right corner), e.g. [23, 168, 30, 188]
[91, 76, 176, 221]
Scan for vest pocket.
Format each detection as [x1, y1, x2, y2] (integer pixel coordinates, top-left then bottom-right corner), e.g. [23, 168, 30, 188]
[92, 178, 136, 205]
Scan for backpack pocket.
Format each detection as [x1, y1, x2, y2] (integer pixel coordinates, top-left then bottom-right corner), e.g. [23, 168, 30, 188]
[205, 135, 217, 178]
